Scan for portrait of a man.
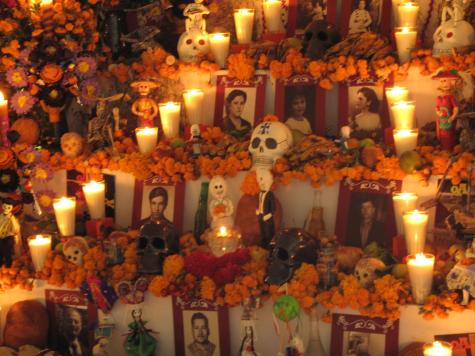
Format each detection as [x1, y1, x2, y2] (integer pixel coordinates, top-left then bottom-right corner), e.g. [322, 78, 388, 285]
[57, 306, 90, 356]
[187, 312, 216, 356]
[139, 186, 174, 226]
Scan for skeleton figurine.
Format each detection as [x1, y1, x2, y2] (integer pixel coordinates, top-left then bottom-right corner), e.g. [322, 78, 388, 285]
[130, 81, 159, 127]
[256, 168, 276, 248]
[177, 0, 210, 62]
[208, 175, 234, 228]
[188, 124, 202, 156]
[0, 198, 20, 267]
[88, 99, 114, 152]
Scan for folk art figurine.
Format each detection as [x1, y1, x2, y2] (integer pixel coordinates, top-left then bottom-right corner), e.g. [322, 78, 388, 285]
[255, 168, 275, 248]
[124, 309, 157, 356]
[188, 124, 202, 156]
[209, 175, 234, 228]
[130, 81, 159, 127]
[0, 198, 20, 268]
[177, 0, 210, 62]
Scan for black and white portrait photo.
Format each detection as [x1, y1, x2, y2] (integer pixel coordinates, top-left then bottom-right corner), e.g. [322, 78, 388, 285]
[55, 305, 90, 356]
[185, 311, 219, 356]
[348, 0, 382, 35]
[222, 88, 256, 139]
[284, 85, 316, 136]
[348, 86, 383, 141]
[296, 0, 327, 34]
[344, 331, 386, 355]
[139, 185, 175, 226]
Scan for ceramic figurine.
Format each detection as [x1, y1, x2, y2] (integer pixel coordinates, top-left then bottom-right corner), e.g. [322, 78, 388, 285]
[60, 132, 84, 158]
[177, 0, 210, 62]
[348, 0, 372, 35]
[256, 168, 276, 248]
[432, 70, 461, 151]
[188, 124, 202, 156]
[209, 175, 234, 228]
[130, 81, 159, 127]
[63, 237, 89, 266]
[124, 309, 157, 356]
[0, 198, 20, 267]
[88, 99, 115, 151]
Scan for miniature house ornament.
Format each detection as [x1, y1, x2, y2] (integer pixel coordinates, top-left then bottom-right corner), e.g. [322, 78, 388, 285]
[208, 175, 234, 228]
[177, 0, 210, 62]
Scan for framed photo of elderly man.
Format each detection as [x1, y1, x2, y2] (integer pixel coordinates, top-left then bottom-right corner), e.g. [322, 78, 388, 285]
[173, 297, 230, 356]
[132, 177, 185, 230]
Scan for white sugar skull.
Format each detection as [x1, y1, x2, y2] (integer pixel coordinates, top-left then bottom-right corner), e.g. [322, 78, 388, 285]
[433, 20, 475, 57]
[177, 29, 210, 63]
[61, 132, 84, 158]
[209, 175, 227, 200]
[63, 237, 89, 266]
[354, 257, 386, 288]
[249, 121, 293, 169]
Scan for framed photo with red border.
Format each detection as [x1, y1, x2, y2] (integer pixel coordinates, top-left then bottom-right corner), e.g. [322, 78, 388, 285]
[330, 313, 399, 356]
[173, 297, 230, 356]
[213, 74, 267, 137]
[340, 0, 392, 38]
[336, 178, 401, 249]
[132, 176, 185, 231]
[275, 74, 326, 136]
[435, 332, 475, 356]
[286, 0, 337, 37]
[45, 289, 98, 356]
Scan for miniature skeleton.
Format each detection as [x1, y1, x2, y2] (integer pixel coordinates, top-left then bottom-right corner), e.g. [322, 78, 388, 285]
[130, 81, 159, 127]
[208, 175, 234, 228]
[256, 168, 276, 248]
[177, 0, 210, 62]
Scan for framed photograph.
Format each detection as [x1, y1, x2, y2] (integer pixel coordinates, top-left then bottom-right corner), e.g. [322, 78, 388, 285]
[275, 75, 326, 135]
[330, 313, 399, 356]
[287, 0, 337, 36]
[340, 0, 392, 38]
[173, 297, 230, 356]
[45, 289, 97, 356]
[214, 75, 267, 138]
[435, 332, 475, 356]
[132, 176, 185, 230]
[336, 178, 400, 249]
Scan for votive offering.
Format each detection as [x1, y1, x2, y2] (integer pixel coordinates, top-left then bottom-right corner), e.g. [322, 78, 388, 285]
[393, 192, 418, 235]
[83, 180, 105, 220]
[183, 89, 205, 125]
[136, 127, 158, 155]
[403, 209, 428, 255]
[234, 9, 255, 44]
[53, 197, 76, 236]
[385, 86, 409, 126]
[159, 102, 181, 139]
[407, 253, 435, 304]
[395, 27, 417, 63]
[28, 234, 52, 272]
[391, 101, 415, 129]
[205, 226, 241, 257]
[393, 129, 418, 156]
[209, 33, 230, 68]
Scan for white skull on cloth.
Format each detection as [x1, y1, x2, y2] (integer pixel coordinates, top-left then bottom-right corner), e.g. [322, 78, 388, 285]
[433, 20, 475, 57]
[249, 121, 293, 170]
[63, 237, 89, 266]
[354, 257, 386, 288]
[177, 29, 210, 63]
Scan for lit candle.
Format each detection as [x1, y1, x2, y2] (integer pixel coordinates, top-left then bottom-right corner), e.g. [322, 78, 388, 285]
[386, 86, 409, 127]
[407, 253, 435, 304]
[391, 101, 415, 129]
[234, 9, 255, 44]
[28, 234, 52, 272]
[183, 89, 205, 125]
[206, 226, 241, 257]
[159, 102, 181, 139]
[0, 91, 8, 147]
[403, 209, 428, 255]
[423, 341, 453, 356]
[391, 0, 404, 27]
[392, 192, 418, 235]
[395, 27, 417, 63]
[135, 127, 158, 155]
[397, 2, 419, 28]
[263, 0, 283, 32]
[209, 33, 230, 68]
[83, 180, 105, 220]
[393, 129, 418, 156]
[218, 226, 229, 237]
[40, 0, 53, 5]
[53, 197, 76, 236]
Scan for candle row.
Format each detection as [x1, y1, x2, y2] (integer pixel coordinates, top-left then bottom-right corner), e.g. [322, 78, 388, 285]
[393, 1, 419, 64]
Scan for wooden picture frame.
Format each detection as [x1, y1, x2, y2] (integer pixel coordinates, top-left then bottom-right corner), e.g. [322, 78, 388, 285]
[132, 176, 185, 231]
[173, 297, 230, 356]
[330, 313, 399, 356]
[275, 74, 326, 135]
[45, 289, 98, 356]
[336, 178, 400, 249]
[435, 332, 475, 356]
[340, 0, 392, 38]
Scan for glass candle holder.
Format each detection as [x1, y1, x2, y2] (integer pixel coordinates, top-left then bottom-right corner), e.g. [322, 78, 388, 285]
[397, 2, 419, 28]
[393, 129, 418, 156]
[159, 102, 181, 139]
[209, 33, 230, 68]
[263, 0, 283, 32]
[183, 89, 205, 125]
[407, 253, 435, 305]
[53, 197, 76, 236]
[423, 341, 453, 356]
[234, 9, 255, 44]
[403, 209, 428, 255]
[392, 192, 418, 235]
[391, 101, 415, 130]
[83, 180, 105, 220]
[395, 27, 417, 63]
[204, 226, 242, 257]
[28, 234, 52, 272]
[135, 127, 158, 155]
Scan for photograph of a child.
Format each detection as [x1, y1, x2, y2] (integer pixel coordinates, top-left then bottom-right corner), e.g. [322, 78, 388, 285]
[344, 331, 386, 355]
[284, 85, 316, 136]
[222, 88, 257, 139]
[348, 86, 383, 141]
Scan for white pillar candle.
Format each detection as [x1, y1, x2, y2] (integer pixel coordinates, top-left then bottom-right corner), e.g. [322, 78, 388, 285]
[28, 234, 52, 272]
[386, 86, 409, 127]
[397, 2, 419, 28]
[136, 127, 158, 154]
[0, 91, 9, 147]
[83, 180, 105, 220]
[423, 341, 453, 356]
[234, 9, 255, 44]
[407, 253, 435, 304]
[159, 102, 181, 139]
[53, 197, 76, 236]
[393, 129, 418, 156]
[183, 89, 205, 125]
[263, 0, 283, 32]
[209, 32, 230, 68]
[403, 209, 428, 255]
[395, 27, 417, 63]
[391, 0, 404, 27]
[392, 192, 418, 235]
[391, 101, 415, 129]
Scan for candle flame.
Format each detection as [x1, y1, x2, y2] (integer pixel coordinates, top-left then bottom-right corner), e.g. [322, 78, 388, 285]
[0, 91, 4, 101]
[393, 100, 413, 107]
[219, 226, 228, 236]
[414, 252, 427, 260]
[236, 8, 253, 14]
[387, 86, 407, 95]
[401, 27, 411, 33]
[36, 234, 43, 240]
[403, 2, 416, 8]
[394, 129, 417, 137]
[433, 341, 443, 348]
[210, 33, 228, 40]
[393, 192, 417, 200]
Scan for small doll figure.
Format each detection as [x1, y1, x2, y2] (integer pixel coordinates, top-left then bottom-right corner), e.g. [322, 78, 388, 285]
[209, 175, 234, 228]
[88, 99, 115, 151]
[124, 309, 157, 356]
[432, 69, 461, 151]
[188, 124, 202, 156]
[255, 168, 275, 248]
[130, 81, 159, 127]
[0, 198, 20, 267]
[239, 325, 258, 356]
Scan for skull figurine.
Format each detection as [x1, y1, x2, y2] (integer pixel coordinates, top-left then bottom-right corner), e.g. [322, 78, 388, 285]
[177, 29, 210, 62]
[249, 121, 293, 170]
[266, 228, 318, 285]
[63, 237, 89, 266]
[60, 132, 84, 158]
[302, 20, 341, 60]
[354, 257, 386, 288]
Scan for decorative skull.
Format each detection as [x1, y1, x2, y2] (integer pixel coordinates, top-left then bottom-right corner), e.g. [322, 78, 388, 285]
[209, 175, 227, 200]
[249, 121, 293, 170]
[60, 132, 84, 158]
[354, 257, 386, 288]
[136, 222, 178, 274]
[433, 20, 475, 57]
[177, 29, 210, 63]
[63, 237, 89, 266]
[266, 228, 318, 285]
[302, 20, 341, 60]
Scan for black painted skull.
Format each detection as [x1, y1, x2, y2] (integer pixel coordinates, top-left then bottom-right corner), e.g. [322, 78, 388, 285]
[266, 228, 318, 285]
[301, 20, 341, 60]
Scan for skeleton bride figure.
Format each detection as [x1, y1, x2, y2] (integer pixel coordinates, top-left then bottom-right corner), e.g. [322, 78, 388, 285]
[208, 175, 234, 228]
[348, 0, 372, 34]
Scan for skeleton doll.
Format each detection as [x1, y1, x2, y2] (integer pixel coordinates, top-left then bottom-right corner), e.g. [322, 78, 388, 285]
[61, 132, 84, 158]
[177, 0, 210, 62]
[88, 99, 114, 151]
[208, 175, 234, 228]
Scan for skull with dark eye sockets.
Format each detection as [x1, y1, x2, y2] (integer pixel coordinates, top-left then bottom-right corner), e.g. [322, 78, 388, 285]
[301, 20, 341, 60]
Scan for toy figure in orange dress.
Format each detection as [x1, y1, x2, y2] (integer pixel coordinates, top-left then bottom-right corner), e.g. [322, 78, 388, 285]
[130, 81, 159, 127]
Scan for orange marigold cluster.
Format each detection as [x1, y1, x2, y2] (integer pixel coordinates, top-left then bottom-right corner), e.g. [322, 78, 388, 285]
[227, 53, 255, 81]
[0, 256, 34, 291]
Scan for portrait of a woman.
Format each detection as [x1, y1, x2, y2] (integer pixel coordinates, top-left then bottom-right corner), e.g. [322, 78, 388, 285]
[348, 0, 372, 34]
[284, 87, 314, 137]
[223, 89, 252, 138]
[348, 86, 382, 140]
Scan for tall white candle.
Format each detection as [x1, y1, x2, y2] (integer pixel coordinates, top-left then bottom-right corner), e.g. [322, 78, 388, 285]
[0, 91, 9, 147]
[393, 192, 418, 235]
[136, 127, 158, 154]
[403, 209, 428, 255]
[391, 0, 404, 27]
[397, 2, 419, 28]
[423, 341, 453, 356]
[183, 89, 205, 125]
[234, 9, 255, 44]
[263, 0, 283, 32]
[391, 101, 415, 129]
[28, 234, 52, 272]
[393, 129, 418, 156]
[386, 86, 409, 127]
[209, 33, 230, 68]
[407, 253, 435, 304]
[395, 27, 417, 63]
[83, 180, 105, 220]
[53, 197, 76, 236]
[159, 102, 181, 139]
